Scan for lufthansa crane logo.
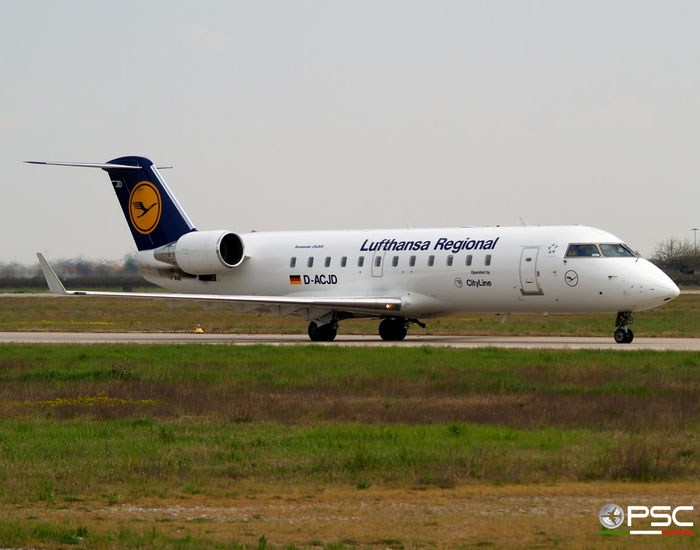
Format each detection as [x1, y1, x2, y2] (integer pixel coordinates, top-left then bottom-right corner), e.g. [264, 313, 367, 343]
[565, 270, 579, 287]
[128, 181, 162, 235]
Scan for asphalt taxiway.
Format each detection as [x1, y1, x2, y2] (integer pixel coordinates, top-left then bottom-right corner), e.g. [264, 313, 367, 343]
[0, 332, 698, 350]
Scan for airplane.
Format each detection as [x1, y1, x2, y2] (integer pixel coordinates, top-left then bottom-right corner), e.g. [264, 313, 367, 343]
[28, 155, 680, 343]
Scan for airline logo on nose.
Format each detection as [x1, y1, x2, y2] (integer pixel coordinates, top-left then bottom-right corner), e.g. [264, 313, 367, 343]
[129, 181, 162, 234]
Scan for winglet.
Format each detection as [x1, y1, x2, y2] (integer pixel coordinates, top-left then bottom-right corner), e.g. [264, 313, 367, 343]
[36, 253, 67, 294]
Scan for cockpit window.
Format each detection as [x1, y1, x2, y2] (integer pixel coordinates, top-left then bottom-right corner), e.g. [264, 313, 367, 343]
[566, 244, 601, 257]
[600, 243, 635, 257]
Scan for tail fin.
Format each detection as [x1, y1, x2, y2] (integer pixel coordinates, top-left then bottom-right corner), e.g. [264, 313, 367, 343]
[27, 156, 196, 250]
[103, 156, 195, 250]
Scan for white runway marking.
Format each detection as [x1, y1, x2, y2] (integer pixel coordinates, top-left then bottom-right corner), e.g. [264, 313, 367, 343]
[0, 332, 698, 350]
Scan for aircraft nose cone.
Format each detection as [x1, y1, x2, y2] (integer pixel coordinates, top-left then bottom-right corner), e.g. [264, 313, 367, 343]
[649, 278, 680, 303]
[630, 260, 681, 308]
[661, 281, 680, 300]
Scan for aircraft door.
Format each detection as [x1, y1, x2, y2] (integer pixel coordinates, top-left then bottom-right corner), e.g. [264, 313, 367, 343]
[372, 250, 385, 277]
[520, 247, 544, 295]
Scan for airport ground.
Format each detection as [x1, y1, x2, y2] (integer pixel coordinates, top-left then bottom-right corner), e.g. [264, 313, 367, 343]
[0, 296, 697, 548]
[2, 332, 699, 350]
[0, 292, 698, 337]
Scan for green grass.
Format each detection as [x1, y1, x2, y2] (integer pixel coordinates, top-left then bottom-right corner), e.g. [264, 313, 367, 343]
[0, 346, 696, 431]
[0, 419, 695, 503]
[0, 344, 697, 548]
[0, 344, 697, 388]
[0, 519, 245, 549]
[0, 345, 696, 502]
[1, 292, 698, 336]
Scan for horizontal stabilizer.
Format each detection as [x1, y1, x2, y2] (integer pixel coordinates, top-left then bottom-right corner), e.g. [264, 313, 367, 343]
[27, 156, 193, 251]
[25, 161, 142, 170]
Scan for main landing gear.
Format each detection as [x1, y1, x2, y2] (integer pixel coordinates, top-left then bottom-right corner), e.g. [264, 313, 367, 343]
[614, 312, 634, 344]
[307, 320, 338, 342]
[378, 317, 425, 341]
[307, 317, 425, 342]
[378, 318, 408, 341]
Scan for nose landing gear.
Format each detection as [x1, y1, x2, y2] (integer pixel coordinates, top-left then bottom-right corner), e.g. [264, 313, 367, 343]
[614, 312, 634, 343]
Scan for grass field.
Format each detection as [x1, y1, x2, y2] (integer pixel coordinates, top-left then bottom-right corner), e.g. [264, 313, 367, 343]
[0, 345, 698, 547]
[1, 292, 699, 336]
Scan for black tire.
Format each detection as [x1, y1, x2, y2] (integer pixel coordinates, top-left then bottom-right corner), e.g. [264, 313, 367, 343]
[323, 325, 338, 342]
[614, 329, 627, 344]
[308, 321, 337, 342]
[378, 318, 408, 341]
[308, 321, 322, 341]
[624, 329, 634, 343]
[378, 319, 393, 340]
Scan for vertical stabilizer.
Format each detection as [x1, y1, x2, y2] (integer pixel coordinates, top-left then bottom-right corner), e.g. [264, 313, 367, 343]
[103, 156, 195, 250]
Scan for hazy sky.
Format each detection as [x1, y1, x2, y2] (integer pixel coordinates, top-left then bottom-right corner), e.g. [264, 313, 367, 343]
[2, 1, 699, 264]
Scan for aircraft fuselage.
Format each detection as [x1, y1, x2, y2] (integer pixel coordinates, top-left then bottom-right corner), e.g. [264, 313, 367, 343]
[137, 225, 678, 319]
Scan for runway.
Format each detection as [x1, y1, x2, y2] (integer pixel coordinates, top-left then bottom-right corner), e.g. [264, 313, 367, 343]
[1, 332, 698, 350]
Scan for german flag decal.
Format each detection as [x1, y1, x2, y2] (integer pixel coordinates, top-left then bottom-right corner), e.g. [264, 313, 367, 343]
[289, 275, 302, 285]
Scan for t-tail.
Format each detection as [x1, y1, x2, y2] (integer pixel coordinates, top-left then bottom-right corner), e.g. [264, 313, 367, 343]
[26, 156, 196, 250]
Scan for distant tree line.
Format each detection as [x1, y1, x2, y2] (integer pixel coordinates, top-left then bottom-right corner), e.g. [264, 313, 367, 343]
[0, 255, 155, 291]
[650, 238, 699, 286]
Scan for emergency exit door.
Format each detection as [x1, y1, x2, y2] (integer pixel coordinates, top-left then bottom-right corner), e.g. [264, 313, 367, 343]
[372, 250, 385, 277]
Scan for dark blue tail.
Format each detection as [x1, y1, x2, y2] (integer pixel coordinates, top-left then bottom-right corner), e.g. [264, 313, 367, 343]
[103, 156, 196, 251]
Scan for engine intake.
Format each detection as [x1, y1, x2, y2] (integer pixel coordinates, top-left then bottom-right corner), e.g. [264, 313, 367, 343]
[154, 230, 245, 275]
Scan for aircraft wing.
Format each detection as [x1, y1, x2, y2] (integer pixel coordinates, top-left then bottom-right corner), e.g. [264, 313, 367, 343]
[36, 253, 402, 317]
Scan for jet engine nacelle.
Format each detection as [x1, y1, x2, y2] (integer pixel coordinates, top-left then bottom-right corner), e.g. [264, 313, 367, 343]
[153, 230, 245, 275]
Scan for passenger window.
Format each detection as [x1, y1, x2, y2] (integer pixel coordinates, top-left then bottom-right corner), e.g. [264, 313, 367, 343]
[428, 255, 435, 267]
[466, 255, 472, 266]
[566, 244, 601, 257]
[600, 244, 635, 257]
[392, 256, 399, 267]
[307, 257, 314, 268]
[290, 257, 296, 268]
[324, 256, 331, 268]
[375, 256, 382, 267]
[341, 256, 347, 267]
[358, 256, 365, 267]
[446, 255, 453, 266]
[485, 254, 491, 266]
[409, 255, 416, 267]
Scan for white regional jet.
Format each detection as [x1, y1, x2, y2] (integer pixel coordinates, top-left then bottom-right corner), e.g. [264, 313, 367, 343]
[29, 156, 680, 343]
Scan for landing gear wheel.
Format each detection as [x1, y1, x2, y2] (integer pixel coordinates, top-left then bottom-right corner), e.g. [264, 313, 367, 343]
[614, 312, 635, 344]
[378, 318, 408, 341]
[614, 328, 634, 344]
[308, 321, 337, 342]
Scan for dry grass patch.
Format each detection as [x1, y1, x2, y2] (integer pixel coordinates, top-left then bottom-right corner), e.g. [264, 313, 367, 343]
[0, 483, 697, 548]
